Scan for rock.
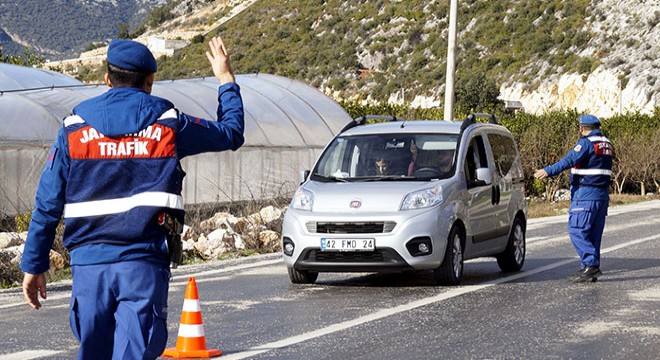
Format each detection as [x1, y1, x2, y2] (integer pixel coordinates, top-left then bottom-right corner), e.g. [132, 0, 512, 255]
[233, 217, 249, 233]
[193, 234, 210, 259]
[181, 224, 195, 241]
[0, 250, 23, 287]
[206, 229, 232, 256]
[11, 245, 24, 264]
[199, 212, 238, 233]
[258, 230, 281, 252]
[0, 232, 22, 249]
[207, 228, 228, 244]
[553, 189, 571, 202]
[49, 250, 66, 270]
[247, 206, 283, 226]
[182, 239, 194, 252]
[228, 233, 245, 250]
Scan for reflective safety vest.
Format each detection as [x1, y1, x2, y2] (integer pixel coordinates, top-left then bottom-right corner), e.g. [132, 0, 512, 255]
[570, 135, 614, 188]
[61, 108, 185, 251]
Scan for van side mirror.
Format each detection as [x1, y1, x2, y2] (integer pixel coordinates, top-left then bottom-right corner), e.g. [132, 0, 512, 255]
[475, 167, 492, 185]
[300, 170, 310, 184]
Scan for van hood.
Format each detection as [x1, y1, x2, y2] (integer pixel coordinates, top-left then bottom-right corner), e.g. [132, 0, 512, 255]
[303, 180, 441, 212]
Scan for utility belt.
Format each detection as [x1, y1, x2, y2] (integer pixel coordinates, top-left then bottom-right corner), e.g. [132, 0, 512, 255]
[158, 212, 183, 269]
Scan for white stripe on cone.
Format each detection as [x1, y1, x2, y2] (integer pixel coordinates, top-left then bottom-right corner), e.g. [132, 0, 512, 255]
[182, 299, 201, 312]
[178, 323, 205, 337]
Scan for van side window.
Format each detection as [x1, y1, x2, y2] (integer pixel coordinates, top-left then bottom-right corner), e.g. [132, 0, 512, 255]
[465, 135, 488, 187]
[488, 133, 516, 177]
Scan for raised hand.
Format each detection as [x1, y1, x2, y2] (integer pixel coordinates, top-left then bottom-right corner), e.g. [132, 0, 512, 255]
[205, 36, 235, 85]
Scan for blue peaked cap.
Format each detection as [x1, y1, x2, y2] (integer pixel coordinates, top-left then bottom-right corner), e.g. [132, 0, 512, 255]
[107, 39, 157, 73]
[578, 114, 600, 125]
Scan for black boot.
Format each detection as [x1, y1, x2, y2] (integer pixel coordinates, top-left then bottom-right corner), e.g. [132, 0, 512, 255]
[568, 266, 602, 283]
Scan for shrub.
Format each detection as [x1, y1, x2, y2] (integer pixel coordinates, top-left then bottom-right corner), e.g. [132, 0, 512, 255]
[340, 102, 660, 198]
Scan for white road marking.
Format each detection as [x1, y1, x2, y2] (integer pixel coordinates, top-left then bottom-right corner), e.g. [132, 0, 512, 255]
[526, 199, 659, 231]
[527, 216, 660, 244]
[0, 293, 71, 310]
[220, 233, 660, 360]
[170, 259, 282, 285]
[0, 350, 62, 360]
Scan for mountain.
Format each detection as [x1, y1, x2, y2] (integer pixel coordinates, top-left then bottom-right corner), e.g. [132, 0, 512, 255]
[154, 0, 660, 117]
[0, 0, 168, 59]
[8, 0, 659, 116]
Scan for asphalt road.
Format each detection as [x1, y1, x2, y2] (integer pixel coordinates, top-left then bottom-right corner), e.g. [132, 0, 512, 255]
[1, 200, 658, 360]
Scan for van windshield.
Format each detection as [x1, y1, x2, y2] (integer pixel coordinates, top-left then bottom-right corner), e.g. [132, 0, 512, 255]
[312, 133, 459, 181]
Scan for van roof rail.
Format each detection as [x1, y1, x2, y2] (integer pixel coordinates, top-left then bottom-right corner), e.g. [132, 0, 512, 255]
[341, 115, 401, 132]
[460, 113, 498, 131]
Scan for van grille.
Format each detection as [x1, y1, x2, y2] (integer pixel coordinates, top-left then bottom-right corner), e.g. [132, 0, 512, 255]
[304, 249, 399, 263]
[306, 221, 396, 234]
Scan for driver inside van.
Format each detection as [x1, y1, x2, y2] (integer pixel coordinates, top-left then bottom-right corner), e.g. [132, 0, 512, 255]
[438, 150, 454, 174]
[372, 156, 391, 175]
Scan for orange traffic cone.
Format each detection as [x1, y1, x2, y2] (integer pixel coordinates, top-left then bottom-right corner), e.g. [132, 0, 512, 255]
[162, 277, 222, 358]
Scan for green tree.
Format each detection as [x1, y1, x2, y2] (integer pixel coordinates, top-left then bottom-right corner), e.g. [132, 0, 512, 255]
[0, 44, 44, 66]
[117, 23, 131, 39]
[454, 71, 503, 112]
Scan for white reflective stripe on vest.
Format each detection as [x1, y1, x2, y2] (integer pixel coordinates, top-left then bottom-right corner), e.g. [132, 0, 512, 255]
[182, 299, 201, 312]
[587, 136, 610, 143]
[177, 324, 205, 338]
[64, 115, 85, 127]
[571, 168, 612, 176]
[157, 108, 178, 120]
[63, 191, 183, 218]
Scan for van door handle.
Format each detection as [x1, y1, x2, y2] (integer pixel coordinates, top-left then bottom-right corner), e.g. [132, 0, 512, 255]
[491, 185, 501, 205]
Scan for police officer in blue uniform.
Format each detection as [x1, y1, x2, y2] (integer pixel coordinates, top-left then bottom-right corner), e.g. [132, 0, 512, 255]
[534, 114, 614, 283]
[20, 36, 244, 359]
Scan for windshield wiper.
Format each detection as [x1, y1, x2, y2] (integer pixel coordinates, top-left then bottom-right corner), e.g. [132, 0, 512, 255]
[362, 175, 421, 181]
[310, 173, 349, 182]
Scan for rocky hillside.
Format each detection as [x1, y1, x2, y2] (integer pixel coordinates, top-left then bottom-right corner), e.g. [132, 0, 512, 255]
[501, 0, 659, 116]
[0, 0, 168, 59]
[154, 0, 659, 117]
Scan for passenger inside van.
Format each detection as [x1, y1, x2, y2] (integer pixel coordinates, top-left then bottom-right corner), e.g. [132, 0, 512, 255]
[409, 148, 455, 177]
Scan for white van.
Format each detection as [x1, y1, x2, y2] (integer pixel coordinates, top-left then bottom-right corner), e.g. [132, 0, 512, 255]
[282, 114, 527, 285]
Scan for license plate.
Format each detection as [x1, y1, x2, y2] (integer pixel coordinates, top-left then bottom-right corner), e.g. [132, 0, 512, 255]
[320, 238, 375, 251]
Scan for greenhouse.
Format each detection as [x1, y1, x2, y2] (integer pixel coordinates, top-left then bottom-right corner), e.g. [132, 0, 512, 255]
[0, 63, 352, 215]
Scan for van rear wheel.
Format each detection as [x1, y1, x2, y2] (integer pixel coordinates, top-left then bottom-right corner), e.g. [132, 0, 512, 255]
[434, 226, 464, 285]
[496, 217, 526, 272]
[288, 267, 319, 284]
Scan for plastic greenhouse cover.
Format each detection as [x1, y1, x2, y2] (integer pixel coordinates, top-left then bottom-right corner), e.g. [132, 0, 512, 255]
[1, 68, 351, 148]
[0, 62, 81, 91]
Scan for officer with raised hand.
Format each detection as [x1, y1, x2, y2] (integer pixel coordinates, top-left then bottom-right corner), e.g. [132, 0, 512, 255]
[534, 114, 614, 283]
[20, 36, 244, 359]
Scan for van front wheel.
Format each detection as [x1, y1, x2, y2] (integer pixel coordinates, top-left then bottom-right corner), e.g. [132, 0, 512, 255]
[288, 267, 319, 284]
[496, 217, 526, 272]
[434, 226, 464, 286]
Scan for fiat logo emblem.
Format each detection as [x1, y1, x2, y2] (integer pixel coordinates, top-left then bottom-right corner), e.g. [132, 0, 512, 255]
[350, 200, 362, 208]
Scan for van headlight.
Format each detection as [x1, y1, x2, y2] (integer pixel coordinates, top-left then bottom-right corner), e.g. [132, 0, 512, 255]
[401, 184, 443, 210]
[291, 188, 314, 211]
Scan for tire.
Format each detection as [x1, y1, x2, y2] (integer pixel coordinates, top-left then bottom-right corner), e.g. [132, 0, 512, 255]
[496, 217, 526, 272]
[287, 267, 319, 284]
[434, 226, 464, 285]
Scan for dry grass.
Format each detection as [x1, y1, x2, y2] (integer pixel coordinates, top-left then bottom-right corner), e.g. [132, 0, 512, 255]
[527, 193, 659, 219]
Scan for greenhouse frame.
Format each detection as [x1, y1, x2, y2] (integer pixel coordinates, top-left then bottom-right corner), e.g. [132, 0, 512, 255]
[0, 63, 352, 215]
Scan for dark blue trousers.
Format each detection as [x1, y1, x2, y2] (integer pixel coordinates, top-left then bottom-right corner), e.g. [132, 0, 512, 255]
[568, 200, 608, 268]
[70, 260, 170, 360]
